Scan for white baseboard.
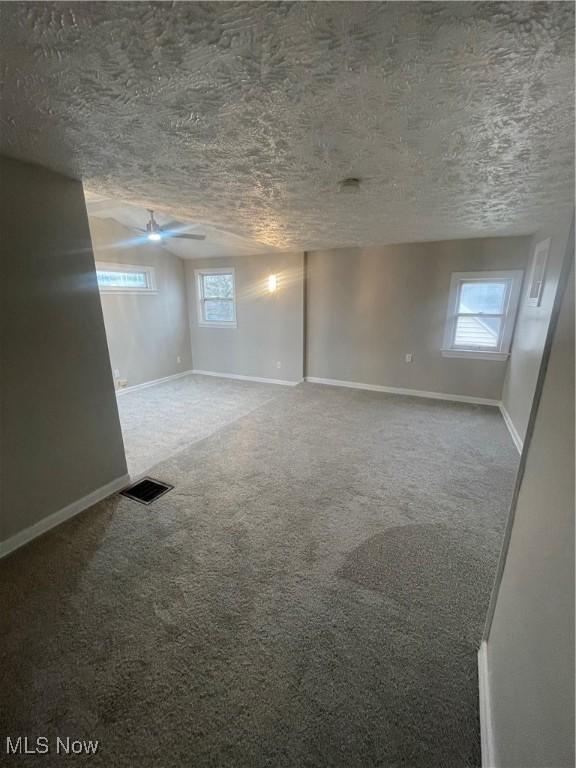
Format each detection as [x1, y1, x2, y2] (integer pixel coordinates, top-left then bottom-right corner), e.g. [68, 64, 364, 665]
[305, 377, 500, 406]
[0, 473, 130, 560]
[478, 641, 496, 768]
[498, 403, 523, 454]
[116, 369, 195, 396]
[192, 370, 301, 387]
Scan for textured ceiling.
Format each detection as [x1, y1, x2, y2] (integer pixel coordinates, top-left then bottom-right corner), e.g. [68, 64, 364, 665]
[87, 202, 283, 259]
[1, 2, 574, 252]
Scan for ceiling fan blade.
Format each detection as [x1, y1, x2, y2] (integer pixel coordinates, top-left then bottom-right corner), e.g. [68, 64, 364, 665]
[167, 233, 206, 240]
[163, 220, 189, 232]
[130, 227, 147, 233]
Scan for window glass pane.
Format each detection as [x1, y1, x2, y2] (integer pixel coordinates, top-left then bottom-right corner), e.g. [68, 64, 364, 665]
[97, 270, 148, 289]
[202, 273, 233, 299]
[458, 281, 507, 314]
[454, 315, 501, 348]
[204, 300, 234, 322]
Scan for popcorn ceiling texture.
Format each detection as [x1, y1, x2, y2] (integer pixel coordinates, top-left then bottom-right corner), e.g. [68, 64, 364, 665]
[1, 2, 574, 251]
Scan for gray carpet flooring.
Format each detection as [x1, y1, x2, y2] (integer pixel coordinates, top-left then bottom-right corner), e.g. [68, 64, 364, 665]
[117, 374, 287, 477]
[0, 380, 519, 767]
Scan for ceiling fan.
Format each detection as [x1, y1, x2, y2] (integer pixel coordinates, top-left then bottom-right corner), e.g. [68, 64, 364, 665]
[132, 209, 206, 242]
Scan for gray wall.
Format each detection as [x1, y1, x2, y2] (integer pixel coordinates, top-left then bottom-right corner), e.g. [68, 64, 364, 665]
[90, 217, 192, 389]
[306, 237, 530, 400]
[0, 157, 127, 543]
[186, 252, 304, 383]
[501, 213, 574, 442]
[486, 256, 574, 767]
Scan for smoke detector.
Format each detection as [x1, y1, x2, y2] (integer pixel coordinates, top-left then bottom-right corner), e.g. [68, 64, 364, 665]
[338, 177, 361, 193]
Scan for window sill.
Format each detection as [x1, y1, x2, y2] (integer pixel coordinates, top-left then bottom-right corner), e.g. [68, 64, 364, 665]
[99, 288, 158, 294]
[197, 321, 237, 329]
[441, 349, 509, 361]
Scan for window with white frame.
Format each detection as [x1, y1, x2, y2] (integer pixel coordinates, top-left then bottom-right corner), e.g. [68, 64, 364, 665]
[195, 268, 237, 327]
[442, 271, 523, 360]
[96, 263, 156, 293]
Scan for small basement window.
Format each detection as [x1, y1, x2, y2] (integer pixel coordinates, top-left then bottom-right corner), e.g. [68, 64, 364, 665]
[195, 268, 237, 327]
[442, 271, 523, 361]
[96, 263, 156, 293]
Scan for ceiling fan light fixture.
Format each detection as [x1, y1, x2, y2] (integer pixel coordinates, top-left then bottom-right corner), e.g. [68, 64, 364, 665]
[133, 208, 206, 242]
[146, 209, 162, 241]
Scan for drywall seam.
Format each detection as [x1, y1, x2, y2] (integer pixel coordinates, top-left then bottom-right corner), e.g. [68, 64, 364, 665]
[303, 250, 309, 379]
[305, 377, 499, 406]
[0, 474, 130, 560]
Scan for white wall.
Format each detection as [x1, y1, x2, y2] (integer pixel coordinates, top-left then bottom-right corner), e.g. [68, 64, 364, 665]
[0, 157, 127, 546]
[484, 252, 574, 767]
[90, 217, 192, 388]
[501, 213, 574, 444]
[306, 237, 529, 401]
[186, 252, 304, 384]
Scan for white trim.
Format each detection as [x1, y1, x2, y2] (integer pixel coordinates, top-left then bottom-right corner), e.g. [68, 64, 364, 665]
[441, 350, 509, 362]
[192, 369, 301, 387]
[195, 267, 237, 328]
[305, 377, 499, 406]
[478, 641, 496, 768]
[0, 473, 130, 560]
[115, 369, 195, 396]
[499, 403, 523, 454]
[196, 321, 238, 329]
[100, 289, 158, 295]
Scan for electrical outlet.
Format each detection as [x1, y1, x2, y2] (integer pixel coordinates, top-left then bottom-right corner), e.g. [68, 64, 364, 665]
[405, 353, 413, 363]
[176, 356, 181, 364]
[276, 361, 282, 369]
[113, 368, 120, 378]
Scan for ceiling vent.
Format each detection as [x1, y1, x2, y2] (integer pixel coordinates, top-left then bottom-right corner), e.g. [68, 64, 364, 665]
[338, 177, 361, 193]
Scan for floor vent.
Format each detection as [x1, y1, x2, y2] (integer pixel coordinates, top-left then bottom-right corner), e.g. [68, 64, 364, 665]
[120, 477, 173, 505]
